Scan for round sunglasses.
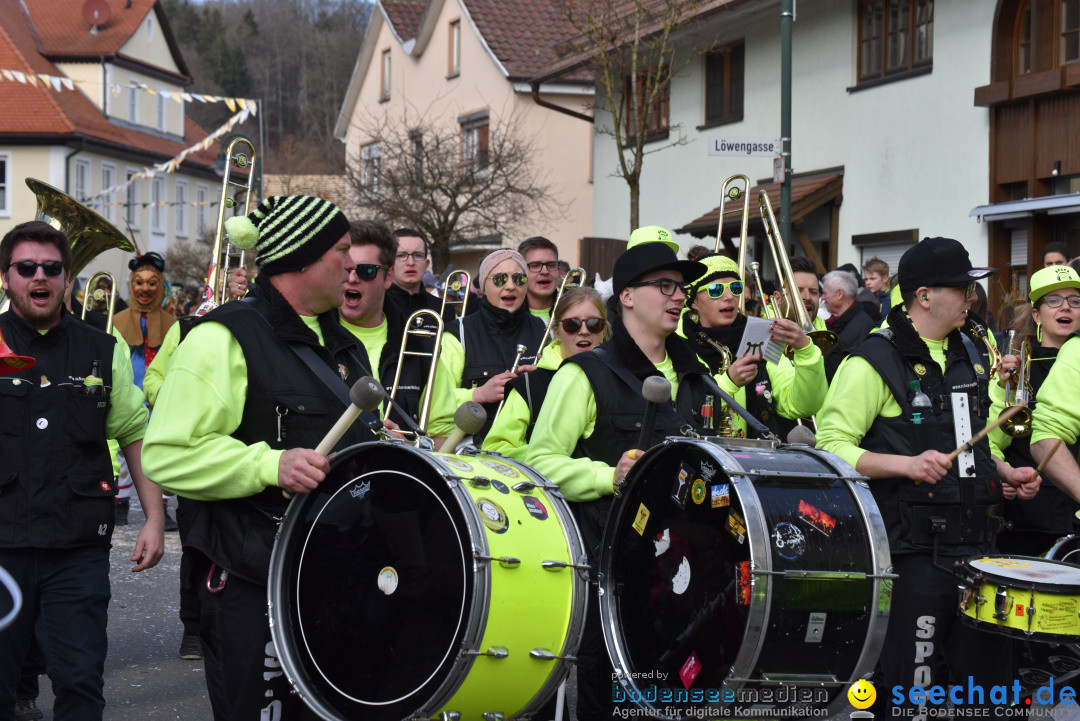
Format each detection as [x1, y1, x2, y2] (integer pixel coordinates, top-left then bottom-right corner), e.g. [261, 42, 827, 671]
[491, 272, 528, 288]
[558, 317, 606, 334]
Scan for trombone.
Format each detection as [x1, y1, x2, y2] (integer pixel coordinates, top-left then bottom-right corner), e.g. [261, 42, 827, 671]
[757, 191, 837, 356]
[1000, 330, 1033, 437]
[716, 175, 752, 314]
[384, 309, 444, 436]
[537, 266, 586, 357]
[192, 137, 258, 317]
[439, 270, 472, 320]
[81, 271, 118, 335]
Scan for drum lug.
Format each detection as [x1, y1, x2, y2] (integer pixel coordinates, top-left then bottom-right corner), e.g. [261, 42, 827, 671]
[993, 586, 1010, 621]
[530, 647, 577, 662]
[465, 646, 510, 659]
[474, 552, 521, 568]
[469, 476, 491, 489]
[483, 713, 506, 721]
[440, 713, 461, 721]
[542, 559, 591, 573]
[511, 480, 537, 492]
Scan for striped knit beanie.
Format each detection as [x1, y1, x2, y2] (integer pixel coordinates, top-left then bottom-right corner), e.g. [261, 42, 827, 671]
[224, 195, 350, 276]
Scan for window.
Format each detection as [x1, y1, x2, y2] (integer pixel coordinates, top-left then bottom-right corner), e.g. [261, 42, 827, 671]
[459, 113, 489, 175]
[1063, 0, 1080, 64]
[0, 153, 10, 217]
[196, 183, 210, 237]
[128, 81, 138, 123]
[125, 169, 140, 228]
[624, 67, 670, 141]
[145, 15, 153, 42]
[409, 129, 423, 183]
[175, 179, 188, 238]
[101, 164, 115, 222]
[449, 20, 461, 76]
[156, 92, 166, 131]
[381, 49, 391, 100]
[704, 42, 744, 126]
[857, 0, 933, 82]
[151, 177, 165, 233]
[74, 158, 90, 201]
[361, 142, 381, 199]
[1017, 1, 1032, 74]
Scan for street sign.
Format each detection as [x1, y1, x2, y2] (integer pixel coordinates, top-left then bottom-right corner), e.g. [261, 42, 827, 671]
[709, 136, 782, 158]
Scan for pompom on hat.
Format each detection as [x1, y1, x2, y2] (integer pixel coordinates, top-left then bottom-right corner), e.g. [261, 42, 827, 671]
[224, 194, 349, 276]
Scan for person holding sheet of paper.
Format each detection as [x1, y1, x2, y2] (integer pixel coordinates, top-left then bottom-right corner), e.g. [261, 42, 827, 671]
[678, 253, 827, 439]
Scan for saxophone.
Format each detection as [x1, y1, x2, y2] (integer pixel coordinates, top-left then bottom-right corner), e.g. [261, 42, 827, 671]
[696, 332, 737, 437]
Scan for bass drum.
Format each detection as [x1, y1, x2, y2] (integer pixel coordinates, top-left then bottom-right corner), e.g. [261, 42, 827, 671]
[268, 442, 588, 721]
[600, 437, 891, 718]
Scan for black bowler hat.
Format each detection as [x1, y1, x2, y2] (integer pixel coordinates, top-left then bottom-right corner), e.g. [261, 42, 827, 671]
[613, 241, 706, 295]
[898, 237, 996, 295]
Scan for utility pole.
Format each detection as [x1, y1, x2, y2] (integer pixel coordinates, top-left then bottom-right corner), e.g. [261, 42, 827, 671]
[780, 0, 794, 248]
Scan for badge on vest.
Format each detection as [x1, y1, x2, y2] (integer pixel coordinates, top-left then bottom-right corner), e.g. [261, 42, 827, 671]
[913, 363, 927, 376]
[338, 364, 348, 381]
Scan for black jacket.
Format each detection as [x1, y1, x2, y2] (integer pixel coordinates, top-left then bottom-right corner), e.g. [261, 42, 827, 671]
[823, 302, 876, 382]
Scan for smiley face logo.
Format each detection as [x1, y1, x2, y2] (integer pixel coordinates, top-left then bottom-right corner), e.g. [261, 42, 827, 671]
[847, 679, 876, 710]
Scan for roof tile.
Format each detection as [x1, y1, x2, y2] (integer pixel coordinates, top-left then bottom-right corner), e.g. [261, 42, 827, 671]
[464, 0, 581, 80]
[382, 0, 428, 42]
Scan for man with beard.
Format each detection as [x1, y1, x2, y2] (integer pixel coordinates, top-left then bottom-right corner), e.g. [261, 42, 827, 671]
[0, 220, 165, 720]
[517, 236, 560, 320]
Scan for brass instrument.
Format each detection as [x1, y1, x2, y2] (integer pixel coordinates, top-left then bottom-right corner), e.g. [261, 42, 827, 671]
[439, 270, 472, 320]
[757, 191, 837, 356]
[537, 266, 586, 357]
[1000, 332, 1033, 438]
[696, 332, 736, 436]
[491, 343, 527, 425]
[192, 137, 258, 317]
[716, 175, 752, 314]
[384, 309, 445, 436]
[82, 271, 118, 335]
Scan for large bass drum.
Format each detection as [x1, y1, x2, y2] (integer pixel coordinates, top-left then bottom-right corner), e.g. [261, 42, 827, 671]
[600, 437, 891, 718]
[268, 442, 588, 721]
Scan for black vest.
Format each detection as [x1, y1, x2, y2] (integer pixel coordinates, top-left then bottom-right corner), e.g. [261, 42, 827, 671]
[372, 307, 434, 428]
[506, 367, 556, 442]
[0, 310, 118, 548]
[852, 324, 1002, 556]
[181, 296, 376, 584]
[824, 303, 876, 383]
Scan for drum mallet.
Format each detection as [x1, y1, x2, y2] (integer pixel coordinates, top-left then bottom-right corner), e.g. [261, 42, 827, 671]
[442, 401, 487, 452]
[947, 404, 1023, 461]
[637, 376, 672, 451]
[315, 376, 387, 456]
[1036, 438, 1063, 474]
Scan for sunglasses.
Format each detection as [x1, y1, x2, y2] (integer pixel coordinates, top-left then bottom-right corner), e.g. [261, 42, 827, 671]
[9, 260, 65, 278]
[628, 278, 689, 297]
[559, 317, 607, 334]
[704, 281, 743, 298]
[350, 264, 389, 281]
[491, 272, 528, 288]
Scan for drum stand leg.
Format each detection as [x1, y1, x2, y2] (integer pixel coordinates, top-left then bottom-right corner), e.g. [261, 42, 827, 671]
[554, 680, 566, 721]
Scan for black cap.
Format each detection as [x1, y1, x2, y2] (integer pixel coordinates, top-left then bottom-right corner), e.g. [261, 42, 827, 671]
[898, 237, 996, 295]
[613, 242, 706, 295]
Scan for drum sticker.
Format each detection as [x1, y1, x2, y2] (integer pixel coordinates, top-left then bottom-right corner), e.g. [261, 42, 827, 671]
[377, 567, 399, 595]
[797, 500, 836, 536]
[699, 461, 718, 484]
[444, 457, 473, 472]
[711, 483, 730, 509]
[672, 464, 692, 508]
[522, 496, 548, 520]
[632, 503, 650, 536]
[691, 479, 707, 505]
[805, 612, 826, 643]
[654, 528, 671, 556]
[772, 522, 806, 560]
[672, 557, 691, 595]
[348, 480, 372, 501]
[679, 651, 702, 690]
[1016, 604, 1025, 617]
[476, 498, 509, 534]
[727, 509, 747, 544]
[490, 479, 510, 494]
[480, 459, 519, 478]
[736, 561, 751, 606]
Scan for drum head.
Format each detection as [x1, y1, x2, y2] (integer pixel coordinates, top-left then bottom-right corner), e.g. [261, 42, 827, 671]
[969, 556, 1080, 591]
[270, 444, 474, 721]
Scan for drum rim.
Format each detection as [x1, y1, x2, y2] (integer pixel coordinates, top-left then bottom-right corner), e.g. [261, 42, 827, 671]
[966, 554, 1080, 593]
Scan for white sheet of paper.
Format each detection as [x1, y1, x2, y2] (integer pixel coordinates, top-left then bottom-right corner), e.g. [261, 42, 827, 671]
[736, 316, 786, 365]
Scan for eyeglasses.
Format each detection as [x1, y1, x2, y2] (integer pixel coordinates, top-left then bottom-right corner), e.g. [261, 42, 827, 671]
[938, 281, 977, 298]
[703, 281, 743, 298]
[628, 278, 689, 297]
[491, 272, 528, 288]
[9, 260, 64, 278]
[559, 317, 607, 334]
[350, 264, 389, 281]
[1043, 294, 1080, 309]
[395, 252, 427, 263]
[527, 260, 560, 273]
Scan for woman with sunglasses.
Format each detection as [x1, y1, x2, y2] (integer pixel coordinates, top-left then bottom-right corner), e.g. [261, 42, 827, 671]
[435, 248, 546, 445]
[484, 286, 610, 460]
[679, 254, 827, 439]
[992, 265, 1080, 556]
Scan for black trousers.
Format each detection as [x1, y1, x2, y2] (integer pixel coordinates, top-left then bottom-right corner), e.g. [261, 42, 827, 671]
[569, 500, 615, 721]
[875, 553, 1013, 716]
[175, 498, 202, 637]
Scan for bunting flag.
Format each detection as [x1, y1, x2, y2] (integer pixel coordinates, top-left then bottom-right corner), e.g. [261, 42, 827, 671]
[0, 68, 257, 109]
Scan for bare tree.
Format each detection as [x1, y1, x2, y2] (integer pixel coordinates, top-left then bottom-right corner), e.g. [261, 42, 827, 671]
[556, 0, 713, 229]
[345, 108, 563, 272]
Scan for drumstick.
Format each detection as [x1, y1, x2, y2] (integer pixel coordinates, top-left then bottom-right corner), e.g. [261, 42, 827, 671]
[1036, 438, 1063, 474]
[947, 404, 1023, 461]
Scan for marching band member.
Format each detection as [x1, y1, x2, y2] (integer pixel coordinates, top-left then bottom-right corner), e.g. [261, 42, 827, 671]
[790, 255, 826, 332]
[819, 269, 875, 382]
[816, 237, 1039, 716]
[483, 286, 609, 460]
[433, 248, 545, 445]
[386, 228, 457, 324]
[679, 253, 826, 438]
[990, 265, 1080, 555]
[527, 238, 709, 721]
[142, 195, 378, 719]
[517, 236, 560, 320]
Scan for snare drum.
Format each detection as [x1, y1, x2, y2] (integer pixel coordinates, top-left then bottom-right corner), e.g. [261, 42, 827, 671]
[600, 437, 891, 718]
[268, 442, 588, 721]
[959, 556, 1080, 642]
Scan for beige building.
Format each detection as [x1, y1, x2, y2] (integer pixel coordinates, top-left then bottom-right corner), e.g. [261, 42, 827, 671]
[0, 0, 229, 298]
[335, 0, 594, 271]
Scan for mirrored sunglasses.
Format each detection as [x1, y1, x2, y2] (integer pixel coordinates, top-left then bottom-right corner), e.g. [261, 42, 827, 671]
[705, 281, 743, 298]
[350, 264, 388, 281]
[492, 272, 528, 288]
